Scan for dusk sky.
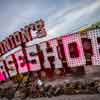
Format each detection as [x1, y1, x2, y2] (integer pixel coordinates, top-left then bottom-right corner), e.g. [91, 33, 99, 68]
[0, 0, 100, 42]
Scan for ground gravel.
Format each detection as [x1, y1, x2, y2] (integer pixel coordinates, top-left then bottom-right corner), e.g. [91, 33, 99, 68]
[0, 95, 100, 100]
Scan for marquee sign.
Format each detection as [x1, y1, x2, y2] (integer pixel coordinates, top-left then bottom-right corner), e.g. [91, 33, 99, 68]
[0, 27, 100, 81]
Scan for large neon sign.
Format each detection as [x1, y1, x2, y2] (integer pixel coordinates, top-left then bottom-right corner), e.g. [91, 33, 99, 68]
[0, 28, 100, 81]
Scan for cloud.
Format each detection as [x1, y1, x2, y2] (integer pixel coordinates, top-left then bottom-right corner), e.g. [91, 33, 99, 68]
[0, 0, 100, 42]
[47, 0, 100, 38]
[27, 0, 100, 45]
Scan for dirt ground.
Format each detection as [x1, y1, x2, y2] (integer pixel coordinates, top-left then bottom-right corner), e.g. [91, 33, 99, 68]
[1, 69, 100, 100]
[29, 95, 100, 100]
[1, 94, 100, 100]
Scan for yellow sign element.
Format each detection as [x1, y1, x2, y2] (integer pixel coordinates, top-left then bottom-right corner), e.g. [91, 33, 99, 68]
[12, 74, 28, 81]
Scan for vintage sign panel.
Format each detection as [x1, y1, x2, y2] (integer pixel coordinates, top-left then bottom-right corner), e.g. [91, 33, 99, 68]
[3, 55, 17, 77]
[62, 34, 86, 67]
[39, 39, 62, 69]
[14, 49, 28, 74]
[25, 45, 41, 71]
[0, 60, 8, 80]
[87, 29, 100, 65]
